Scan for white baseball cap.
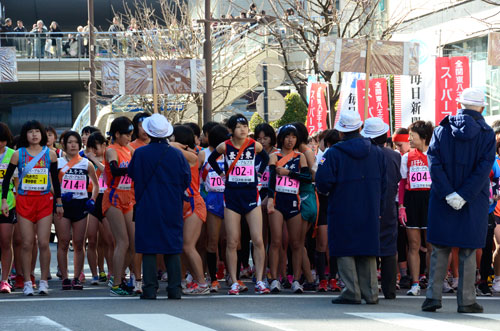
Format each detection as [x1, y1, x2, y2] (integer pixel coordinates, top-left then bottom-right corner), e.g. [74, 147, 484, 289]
[142, 114, 173, 138]
[456, 88, 488, 107]
[334, 110, 363, 132]
[361, 117, 389, 138]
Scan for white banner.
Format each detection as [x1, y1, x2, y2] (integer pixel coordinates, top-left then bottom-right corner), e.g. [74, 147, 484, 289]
[335, 72, 365, 124]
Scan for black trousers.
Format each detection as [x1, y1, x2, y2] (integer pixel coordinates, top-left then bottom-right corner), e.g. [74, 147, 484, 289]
[380, 255, 397, 299]
[142, 253, 182, 299]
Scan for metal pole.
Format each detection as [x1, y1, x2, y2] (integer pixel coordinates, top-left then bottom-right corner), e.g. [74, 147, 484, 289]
[152, 59, 158, 114]
[387, 76, 393, 135]
[88, 0, 97, 125]
[364, 40, 372, 121]
[263, 65, 269, 123]
[203, 0, 212, 124]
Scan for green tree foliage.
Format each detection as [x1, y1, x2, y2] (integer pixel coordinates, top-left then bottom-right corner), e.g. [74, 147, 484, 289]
[249, 112, 266, 132]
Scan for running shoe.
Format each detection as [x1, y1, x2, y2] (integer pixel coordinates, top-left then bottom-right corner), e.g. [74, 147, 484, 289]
[110, 285, 132, 296]
[98, 271, 107, 283]
[72, 279, 83, 290]
[492, 277, 500, 293]
[281, 277, 292, 289]
[303, 282, 316, 292]
[240, 266, 253, 279]
[317, 279, 328, 292]
[56, 267, 62, 280]
[127, 273, 135, 288]
[419, 274, 428, 289]
[107, 276, 114, 288]
[399, 274, 412, 289]
[451, 277, 459, 290]
[38, 280, 49, 295]
[23, 281, 34, 296]
[237, 280, 248, 292]
[210, 280, 220, 293]
[270, 279, 281, 293]
[228, 282, 239, 295]
[30, 275, 37, 289]
[79, 272, 86, 284]
[407, 283, 421, 296]
[185, 273, 193, 284]
[328, 279, 341, 292]
[134, 280, 143, 294]
[161, 272, 168, 282]
[0, 281, 11, 294]
[442, 280, 454, 293]
[91, 275, 99, 285]
[14, 275, 24, 289]
[62, 278, 72, 290]
[183, 282, 210, 295]
[477, 282, 492, 296]
[255, 281, 270, 294]
[292, 280, 304, 294]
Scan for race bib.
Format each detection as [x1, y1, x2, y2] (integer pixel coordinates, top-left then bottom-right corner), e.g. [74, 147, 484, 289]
[98, 174, 107, 193]
[409, 165, 431, 189]
[22, 168, 49, 191]
[0, 163, 7, 185]
[118, 175, 132, 190]
[207, 171, 225, 192]
[228, 159, 255, 183]
[275, 175, 299, 194]
[259, 170, 270, 188]
[62, 173, 87, 195]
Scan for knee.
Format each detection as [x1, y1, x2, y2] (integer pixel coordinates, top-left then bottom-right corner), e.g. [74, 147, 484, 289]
[72, 241, 84, 252]
[226, 238, 239, 251]
[252, 238, 264, 249]
[270, 238, 281, 250]
[38, 240, 50, 252]
[289, 239, 302, 251]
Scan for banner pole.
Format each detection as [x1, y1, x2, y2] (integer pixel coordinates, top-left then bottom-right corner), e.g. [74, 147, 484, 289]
[387, 76, 394, 135]
[364, 40, 372, 121]
[326, 83, 332, 129]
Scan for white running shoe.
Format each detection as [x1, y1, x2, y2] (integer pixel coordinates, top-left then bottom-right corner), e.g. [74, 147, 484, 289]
[407, 283, 421, 296]
[23, 281, 34, 296]
[451, 277, 459, 290]
[291, 280, 303, 294]
[270, 279, 281, 293]
[134, 280, 143, 294]
[161, 272, 168, 282]
[442, 280, 454, 293]
[492, 277, 500, 293]
[38, 280, 49, 295]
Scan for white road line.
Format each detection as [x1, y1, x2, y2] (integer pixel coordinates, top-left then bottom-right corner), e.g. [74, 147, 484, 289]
[229, 313, 313, 331]
[346, 313, 489, 331]
[2, 316, 71, 331]
[107, 313, 216, 331]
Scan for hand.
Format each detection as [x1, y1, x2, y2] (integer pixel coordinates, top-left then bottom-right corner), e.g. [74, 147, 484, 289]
[276, 166, 289, 176]
[398, 206, 407, 226]
[1, 200, 9, 217]
[494, 195, 500, 202]
[56, 206, 64, 219]
[85, 150, 97, 160]
[267, 198, 275, 214]
[446, 192, 466, 210]
[85, 199, 96, 213]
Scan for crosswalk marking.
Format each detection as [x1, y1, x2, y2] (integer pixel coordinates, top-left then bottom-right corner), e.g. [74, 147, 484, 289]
[107, 314, 216, 331]
[346, 313, 489, 331]
[2, 316, 71, 331]
[229, 313, 337, 331]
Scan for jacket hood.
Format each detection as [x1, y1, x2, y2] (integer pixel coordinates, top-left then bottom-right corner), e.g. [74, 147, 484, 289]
[442, 109, 486, 141]
[336, 137, 372, 159]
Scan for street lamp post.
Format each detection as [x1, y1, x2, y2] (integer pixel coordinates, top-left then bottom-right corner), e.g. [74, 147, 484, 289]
[88, 0, 97, 125]
[203, 0, 213, 124]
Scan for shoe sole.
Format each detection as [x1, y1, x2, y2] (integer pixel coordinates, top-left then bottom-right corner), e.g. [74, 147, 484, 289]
[317, 288, 327, 292]
[39, 291, 48, 296]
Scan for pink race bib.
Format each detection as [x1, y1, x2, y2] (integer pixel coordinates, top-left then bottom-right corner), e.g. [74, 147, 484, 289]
[118, 175, 132, 190]
[98, 175, 107, 193]
[409, 165, 431, 189]
[62, 178, 87, 192]
[228, 160, 255, 183]
[207, 172, 225, 192]
[275, 175, 299, 194]
[260, 171, 270, 188]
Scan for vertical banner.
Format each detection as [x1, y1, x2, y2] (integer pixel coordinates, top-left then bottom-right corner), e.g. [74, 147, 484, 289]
[336, 72, 364, 124]
[435, 56, 470, 124]
[306, 83, 328, 135]
[356, 78, 390, 126]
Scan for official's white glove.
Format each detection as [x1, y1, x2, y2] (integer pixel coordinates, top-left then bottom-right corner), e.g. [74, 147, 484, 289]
[446, 192, 466, 210]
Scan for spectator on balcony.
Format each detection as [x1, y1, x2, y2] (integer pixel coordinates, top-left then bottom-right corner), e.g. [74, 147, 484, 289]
[31, 20, 48, 58]
[62, 33, 79, 57]
[1, 18, 14, 47]
[248, 3, 258, 18]
[108, 16, 124, 54]
[49, 21, 63, 58]
[13, 20, 27, 53]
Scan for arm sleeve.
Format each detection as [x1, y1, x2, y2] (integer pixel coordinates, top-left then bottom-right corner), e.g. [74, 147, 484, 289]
[288, 166, 312, 183]
[379, 152, 387, 215]
[398, 179, 407, 206]
[1, 163, 16, 199]
[50, 162, 62, 199]
[427, 128, 457, 199]
[268, 165, 276, 197]
[316, 149, 336, 195]
[109, 160, 128, 177]
[207, 150, 223, 176]
[257, 149, 269, 174]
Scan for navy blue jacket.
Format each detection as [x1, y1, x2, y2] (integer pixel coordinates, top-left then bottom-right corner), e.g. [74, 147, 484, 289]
[128, 141, 191, 254]
[379, 147, 401, 256]
[427, 109, 495, 248]
[316, 133, 387, 257]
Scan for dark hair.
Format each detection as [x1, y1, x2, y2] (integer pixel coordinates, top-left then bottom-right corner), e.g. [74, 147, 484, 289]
[86, 131, 106, 149]
[254, 123, 276, 147]
[132, 112, 151, 140]
[18, 120, 48, 148]
[109, 116, 134, 140]
[226, 114, 248, 131]
[59, 129, 69, 144]
[81, 126, 99, 136]
[62, 131, 83, 150]
[394, 127, 409, 135]
[497, 140, 500, 154]
[372, 134, 388, 146]
[0, 122, 13, 147]
[12, 135, 20, 149]
[46, 126, 57, 141]
[173, 125, 195, 149]
[492, 120, 500, 135]
[277, 124, 300, 149]
[202, 121, 219, 136]
[386, 137, 394, 149]
[409, 121, 434, 145]
[291, 122, 308, 145]
[208, 125, 229, 149]
[323, 129, 341, 147]
[184, 122, 201, 138]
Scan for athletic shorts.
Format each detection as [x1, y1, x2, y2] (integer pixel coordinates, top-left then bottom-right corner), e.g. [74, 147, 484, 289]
[183, 194, 207, 222]
[204, 192, 224, 219]
[224, 187, 261, 216]
[102, 189, 135, 215]
[259, 188, 269, 201]
[317, 193, 328, 226]
[404, 190, 430, 229]
[494, 214, 500, 226]
[16, 194, 54, 223]
[274, 192, 300, 220]
[62, 198, 88, 222]
[299, 184, 317, 224]
[0, 208, 17, 224]
[89, 193, 104, 222]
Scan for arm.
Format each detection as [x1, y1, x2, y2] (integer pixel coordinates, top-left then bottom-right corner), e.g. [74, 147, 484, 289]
[208, 142, 226, 176]
[106, 148, 128, 177]
[316, 149, 336, 194]
[256, 148, 269, 174]
[427, 128, 455, 199]
[198, 150, 205, 170]
[49, 150, 63, 219]
[286, 154, 312, 183]
[88, 163, 99, 201]
[303, 148, 317, 181]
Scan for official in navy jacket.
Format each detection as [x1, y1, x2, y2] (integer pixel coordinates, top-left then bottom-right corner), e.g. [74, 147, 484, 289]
[317, 111, 387, 305]
[422, 88, 495, 314]
[128, 114, 191, 300]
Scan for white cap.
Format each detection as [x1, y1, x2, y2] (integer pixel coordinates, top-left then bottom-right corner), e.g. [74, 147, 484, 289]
[142, 114, 173, 138]
[361, 117, 389, 138]
[456, 87, 488, 107]
[334, 110, 363, 132]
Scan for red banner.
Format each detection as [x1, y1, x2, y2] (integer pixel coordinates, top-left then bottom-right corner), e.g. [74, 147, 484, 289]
[356, 78, 390, 126]
[435, 56, 470, 124]
[306, 83, 328, 135]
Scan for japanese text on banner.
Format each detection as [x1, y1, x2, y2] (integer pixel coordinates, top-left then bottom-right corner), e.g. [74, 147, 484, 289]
[356, 78, 390, 127]
[306, 83, 328, 135]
